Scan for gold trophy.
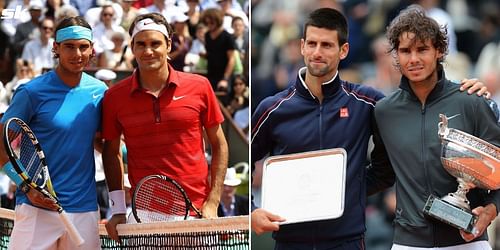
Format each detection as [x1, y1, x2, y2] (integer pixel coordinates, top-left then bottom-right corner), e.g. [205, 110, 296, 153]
[423, 114, 500, 233]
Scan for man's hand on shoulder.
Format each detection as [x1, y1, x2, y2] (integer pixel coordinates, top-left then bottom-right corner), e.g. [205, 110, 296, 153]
[459, 78, 490, 98]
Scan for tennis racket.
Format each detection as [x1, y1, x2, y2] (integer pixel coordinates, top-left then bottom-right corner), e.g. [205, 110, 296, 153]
[3, 117, 85, 246]
[132, 174, 202, 223]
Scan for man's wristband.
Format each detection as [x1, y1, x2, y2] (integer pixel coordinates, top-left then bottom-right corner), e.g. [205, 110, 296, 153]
[109, 190, 127, 215]
[3, 161, 24, 186]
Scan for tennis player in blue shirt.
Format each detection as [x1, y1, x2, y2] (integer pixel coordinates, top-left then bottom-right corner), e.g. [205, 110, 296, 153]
[0, 16, 107, 249]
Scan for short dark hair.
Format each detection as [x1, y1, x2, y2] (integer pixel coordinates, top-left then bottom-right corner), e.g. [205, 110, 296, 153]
[231, 16, 244, 26]
[128, 13, 173, 44]
[39, 17, 54, 28]
[55, 16, 91, 35]
[303, 8, 348, 45]
[386, 5, 448, 64]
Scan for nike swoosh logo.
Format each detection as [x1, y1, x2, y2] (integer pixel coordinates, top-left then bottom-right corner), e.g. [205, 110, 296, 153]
[111, 199, 115, 206]
[173, 95, 186, 101]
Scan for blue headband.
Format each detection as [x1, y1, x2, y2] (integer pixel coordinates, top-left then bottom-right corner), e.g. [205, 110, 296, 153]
[56, 26, 93, 43]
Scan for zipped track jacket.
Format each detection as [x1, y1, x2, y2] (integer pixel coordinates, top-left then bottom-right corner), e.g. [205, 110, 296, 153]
[370, 69, 500, 247]
[252, 68, 393, 243]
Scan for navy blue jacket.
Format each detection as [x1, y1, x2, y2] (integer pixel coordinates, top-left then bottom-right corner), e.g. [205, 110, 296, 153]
[251, 68, 393, 243]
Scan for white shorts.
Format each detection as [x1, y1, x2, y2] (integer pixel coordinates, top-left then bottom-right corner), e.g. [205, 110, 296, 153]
[392, 241, 491, 250]
[9, 204, 100, 250]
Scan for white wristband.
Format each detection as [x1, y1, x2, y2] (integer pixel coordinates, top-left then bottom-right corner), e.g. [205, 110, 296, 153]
[109, 190, 127, 215]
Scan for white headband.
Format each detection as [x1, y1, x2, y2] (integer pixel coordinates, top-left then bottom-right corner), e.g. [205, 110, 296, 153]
[131, 18, 169, 40]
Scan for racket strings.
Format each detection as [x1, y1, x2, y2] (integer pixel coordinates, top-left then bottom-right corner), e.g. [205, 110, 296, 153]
[19, 136, 45, 186]
[7, 123, 46, 187]
[135, 179, 188, 222]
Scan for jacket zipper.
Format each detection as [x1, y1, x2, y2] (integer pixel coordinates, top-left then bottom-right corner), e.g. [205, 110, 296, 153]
[421, 103, 437, 245]
[319, 104, 323, 149]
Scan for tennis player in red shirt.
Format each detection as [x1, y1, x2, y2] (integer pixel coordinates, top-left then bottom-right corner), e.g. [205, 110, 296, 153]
[102, 13, 229, 242]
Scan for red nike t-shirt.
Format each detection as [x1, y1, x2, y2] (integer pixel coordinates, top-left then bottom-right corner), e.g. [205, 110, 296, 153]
[102, 65, 224, 209]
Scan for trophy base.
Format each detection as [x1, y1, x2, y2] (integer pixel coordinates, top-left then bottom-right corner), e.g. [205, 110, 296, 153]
[423, 195, 477, 234]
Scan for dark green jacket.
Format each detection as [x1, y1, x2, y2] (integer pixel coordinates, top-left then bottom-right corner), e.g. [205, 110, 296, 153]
[368, 69, 500, 247]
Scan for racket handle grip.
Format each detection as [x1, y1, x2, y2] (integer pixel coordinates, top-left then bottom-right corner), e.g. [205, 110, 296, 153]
[59, 211, 85, 246]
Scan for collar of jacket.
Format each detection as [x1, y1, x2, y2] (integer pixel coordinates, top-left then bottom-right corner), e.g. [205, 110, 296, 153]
[294, 67, 343, 100]
[399, 65, 449, 103]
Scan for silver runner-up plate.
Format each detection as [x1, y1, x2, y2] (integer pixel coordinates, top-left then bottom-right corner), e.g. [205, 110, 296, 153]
[261, 148, 347, 225]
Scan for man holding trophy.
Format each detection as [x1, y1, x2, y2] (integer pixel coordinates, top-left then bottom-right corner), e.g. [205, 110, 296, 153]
[368, 5, 500, 250]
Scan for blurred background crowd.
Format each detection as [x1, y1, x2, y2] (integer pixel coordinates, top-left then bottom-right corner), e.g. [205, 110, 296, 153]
[0, 0, 250, 127]
[0, 0, 250, 228]
[251, 0, 500, 109]
[250, 0, 500, 249]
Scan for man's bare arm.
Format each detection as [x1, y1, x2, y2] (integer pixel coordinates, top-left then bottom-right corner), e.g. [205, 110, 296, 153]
[202, 124, 228, 218]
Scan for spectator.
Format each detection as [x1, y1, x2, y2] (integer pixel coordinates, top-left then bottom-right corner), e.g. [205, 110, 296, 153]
[12, 0, 44, 58]
[225, 74, 248, 116]
[185, 23, 207, 73]
[44, 0, 78, 21]
[5, 59, 36, 102]
[92, 4, 127, 55]
[217, 167, 249, 217]
[54, 4, 79, 21]
[201, 8, 236, 92]
[216, 0, 248, 34]
[21, 18, 56, 75]
[119, 0, 140, 31]
[97, 30, 133, 70]
[363, 35, 401, 95]
[199, 0, 242, 12]
[85, 1, 123, 28]
[70, 0, 97, 16]
[475, 36, 500, 105]
[231, 16, 247, 62]
[185, 0, 202, 38]
[140, 0, 182, 23]
[169, 13, 192, 71]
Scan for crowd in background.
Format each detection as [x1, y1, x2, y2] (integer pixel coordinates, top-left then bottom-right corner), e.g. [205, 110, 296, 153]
[0, 0, 250, 128]
[0, 0, 250, 221]
[251, 0, 500, 110]
[251, 0, 500, 249]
